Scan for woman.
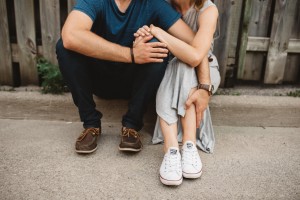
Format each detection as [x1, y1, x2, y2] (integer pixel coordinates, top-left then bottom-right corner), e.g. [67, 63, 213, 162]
[135, 0, 220, 186]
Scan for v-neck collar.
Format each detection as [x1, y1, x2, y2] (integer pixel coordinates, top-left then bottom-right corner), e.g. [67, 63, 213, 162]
[112, 0, 134, 15]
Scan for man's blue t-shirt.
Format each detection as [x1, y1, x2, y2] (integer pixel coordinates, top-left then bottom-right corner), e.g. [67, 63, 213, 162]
[74, 0, 181, 47]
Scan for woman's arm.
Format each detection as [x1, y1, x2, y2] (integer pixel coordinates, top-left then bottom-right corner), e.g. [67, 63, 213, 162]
[186, 57, 211, 127]
[147, 6, 218, 67]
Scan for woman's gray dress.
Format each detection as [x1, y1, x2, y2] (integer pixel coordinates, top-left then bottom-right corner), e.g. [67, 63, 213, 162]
[153, 0, 220, 153]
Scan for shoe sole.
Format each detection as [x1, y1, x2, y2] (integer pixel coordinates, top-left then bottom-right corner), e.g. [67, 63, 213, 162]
[160, 176, 183, 186]
[182, 170, 202, 179]
[118, 147, 142, 152]
[75, 146, 97, 154]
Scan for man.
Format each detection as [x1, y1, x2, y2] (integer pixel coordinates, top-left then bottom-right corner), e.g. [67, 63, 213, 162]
[56, 0, 211, 154]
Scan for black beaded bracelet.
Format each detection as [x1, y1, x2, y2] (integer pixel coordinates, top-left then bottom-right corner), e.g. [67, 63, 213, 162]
[130, 48, 135, 64]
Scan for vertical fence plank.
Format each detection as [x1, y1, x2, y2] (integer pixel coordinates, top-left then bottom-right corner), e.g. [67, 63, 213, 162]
[214, 0, 241, 87]
[40, 0, 60, 65]
[242, 0, 273, 81]
[0, 0, 13, 85]
[223, 0, 243, 87]
[14, 0, 38, 85]
[264, 0, 297, 84]
[227, 0, 243, 61]
[68, 0, 76, 13]
[284, 0, 300, 82]
[237, 0, 252, 80]
[213, 0, 230, 87]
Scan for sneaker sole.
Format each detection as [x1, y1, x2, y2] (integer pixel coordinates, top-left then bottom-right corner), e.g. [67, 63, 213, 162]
[182, 170, 202, 179]
[160, 176, 183, 186]
[75, 146, 97, 154]
[118, 147, 142, 152]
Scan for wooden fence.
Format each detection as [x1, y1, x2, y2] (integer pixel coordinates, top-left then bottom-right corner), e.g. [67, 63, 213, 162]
[0, 0, 299, 87]
[215, 0, 300, 86]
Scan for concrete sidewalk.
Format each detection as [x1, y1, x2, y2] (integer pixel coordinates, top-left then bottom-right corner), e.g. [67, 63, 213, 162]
[0, 91, 300, 127]
[0, 120, 299, 199]
[0, 91, 300, 199]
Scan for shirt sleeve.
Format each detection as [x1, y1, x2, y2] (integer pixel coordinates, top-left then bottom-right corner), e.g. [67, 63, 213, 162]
[153, 0, 181, 31]
[73, 0, 103, 21]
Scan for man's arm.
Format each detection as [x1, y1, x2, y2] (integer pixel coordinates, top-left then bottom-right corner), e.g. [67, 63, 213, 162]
[62, 10, 168, 64]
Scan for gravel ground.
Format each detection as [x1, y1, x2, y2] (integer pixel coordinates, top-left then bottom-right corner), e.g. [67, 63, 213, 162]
[215, 84, 300, 97]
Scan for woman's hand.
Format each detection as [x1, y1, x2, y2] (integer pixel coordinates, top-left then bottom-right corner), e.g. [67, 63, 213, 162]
[149, 24, 160, 37]
[133, 24, 161, 38]
[134, 25, 151, 37]
[185, 89, 210, 128]
[133, 25, 152, 47]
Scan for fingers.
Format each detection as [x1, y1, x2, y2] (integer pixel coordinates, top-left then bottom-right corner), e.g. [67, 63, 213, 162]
[140, 35, 154, 43]
[196, 113, 201, 128]
[196, 111, 203, 128]
[148, 46, 168, 55]
[148, 47, 169, 60]
[150, 52, 168, 58]
[148, 42, 167, 48]
[133, 36, 145, 46]
[147, 58, 166, 63]
[148, 44, 168, 58]
[185, 95, 195, 109]
[134, 25, 151, 37]
[133, 34, 169, 64]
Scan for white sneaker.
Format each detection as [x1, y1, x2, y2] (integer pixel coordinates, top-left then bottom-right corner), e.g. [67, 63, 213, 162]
[159, 147, 183, 186]
[181, 141, 202, 179]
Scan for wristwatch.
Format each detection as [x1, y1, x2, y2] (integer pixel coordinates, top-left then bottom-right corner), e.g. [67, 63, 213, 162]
[197, 84, 214, 96]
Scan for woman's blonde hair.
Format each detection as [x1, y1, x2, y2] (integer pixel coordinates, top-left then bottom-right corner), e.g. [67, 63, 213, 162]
[195, 0, 215, 10]
[194, 0, 205, 10]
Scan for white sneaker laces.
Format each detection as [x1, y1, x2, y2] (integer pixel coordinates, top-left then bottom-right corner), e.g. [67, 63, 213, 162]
[182, 148, 198, 167]
[164, 153, 180, 172]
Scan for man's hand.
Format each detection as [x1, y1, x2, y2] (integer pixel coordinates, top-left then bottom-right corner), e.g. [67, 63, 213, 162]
[185, 89, 210, 128]
[133, 35, 168, 64]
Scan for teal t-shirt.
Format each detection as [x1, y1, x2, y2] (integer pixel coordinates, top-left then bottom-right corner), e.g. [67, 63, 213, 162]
[74, 0, 181, 47]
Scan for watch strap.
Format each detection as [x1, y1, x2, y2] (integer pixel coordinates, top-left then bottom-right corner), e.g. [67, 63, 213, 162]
[197, 84, 214, 96]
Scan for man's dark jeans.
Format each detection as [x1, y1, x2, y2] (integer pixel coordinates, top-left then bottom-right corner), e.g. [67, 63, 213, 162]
[56, 39, 167, 131]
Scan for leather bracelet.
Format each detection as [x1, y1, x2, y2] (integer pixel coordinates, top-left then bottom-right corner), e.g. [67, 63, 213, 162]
[130, 48, 135, 64]
[197, 83, 214, 96]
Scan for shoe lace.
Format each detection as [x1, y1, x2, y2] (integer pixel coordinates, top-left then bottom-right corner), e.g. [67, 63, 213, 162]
[182, 149, 198, 166]
[121, 128, 139, 138]
[80, 128, 99, 137]
[165, 154, 180, 172]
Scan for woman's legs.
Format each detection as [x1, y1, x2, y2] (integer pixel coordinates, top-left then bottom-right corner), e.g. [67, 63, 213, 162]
[159, 117, 178, 153]
[181, 88, 197, 144]
[159, 117, 182, 186]
[180, 88, 202, 179]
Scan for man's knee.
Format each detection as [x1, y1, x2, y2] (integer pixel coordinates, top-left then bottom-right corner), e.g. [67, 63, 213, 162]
[56, 38, 64, 57]
[141, 62, 167, 88]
